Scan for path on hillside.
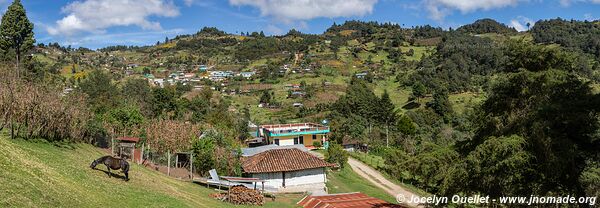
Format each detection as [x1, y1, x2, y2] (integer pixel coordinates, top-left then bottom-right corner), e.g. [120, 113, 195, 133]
[313, 152, 422, 208]
[347, 157, 422, 208]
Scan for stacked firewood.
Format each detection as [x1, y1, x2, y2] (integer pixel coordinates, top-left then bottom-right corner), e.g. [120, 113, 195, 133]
[209, 185, 264, 206]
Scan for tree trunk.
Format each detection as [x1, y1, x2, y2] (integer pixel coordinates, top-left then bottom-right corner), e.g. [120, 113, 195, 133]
[10, 120, 14, 139]
[16, 48, 20, 79]
[386, 122, 389, 148]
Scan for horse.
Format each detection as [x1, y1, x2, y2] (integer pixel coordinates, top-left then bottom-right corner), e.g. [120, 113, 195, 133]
[90, 156, 129, 181]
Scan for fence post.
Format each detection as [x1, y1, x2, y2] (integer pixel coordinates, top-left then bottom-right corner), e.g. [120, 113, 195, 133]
[190, 153, 193, 180]
[167, 150, 171, 176]
[140, 144, 145, 164]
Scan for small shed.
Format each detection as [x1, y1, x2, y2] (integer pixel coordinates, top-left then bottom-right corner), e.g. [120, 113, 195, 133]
[114, 137, 141, 162]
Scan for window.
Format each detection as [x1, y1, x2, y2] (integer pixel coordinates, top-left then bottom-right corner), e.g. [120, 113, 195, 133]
[312, 135, 317, 140]
[274, 139, 279, 145]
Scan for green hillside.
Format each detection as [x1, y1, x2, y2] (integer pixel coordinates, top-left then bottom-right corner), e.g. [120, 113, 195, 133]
[0, 133, 301, 208]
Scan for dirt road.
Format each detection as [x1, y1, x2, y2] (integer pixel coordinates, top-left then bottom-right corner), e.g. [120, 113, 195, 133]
[312, 151, 422, 208]
[347, 157, 422, 207]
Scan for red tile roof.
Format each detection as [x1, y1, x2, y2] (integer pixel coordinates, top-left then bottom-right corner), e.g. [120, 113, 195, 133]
[298, 192, 405, 208]
[242, 148, 335, 173]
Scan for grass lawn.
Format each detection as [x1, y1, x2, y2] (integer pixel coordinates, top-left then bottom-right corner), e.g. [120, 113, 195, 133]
[326, 166, 396, 203]
[0, 133, 303, 208]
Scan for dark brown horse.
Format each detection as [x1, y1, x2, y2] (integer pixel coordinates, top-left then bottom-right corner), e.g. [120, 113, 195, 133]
[90, 156, 129, 181]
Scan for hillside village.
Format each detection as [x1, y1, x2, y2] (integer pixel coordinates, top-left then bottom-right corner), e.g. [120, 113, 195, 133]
[1, 0, 600, 207]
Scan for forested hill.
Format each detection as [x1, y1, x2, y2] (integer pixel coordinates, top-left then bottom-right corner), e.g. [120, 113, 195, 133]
[457, 18, 518, 34]
[10, 16, 600, 206]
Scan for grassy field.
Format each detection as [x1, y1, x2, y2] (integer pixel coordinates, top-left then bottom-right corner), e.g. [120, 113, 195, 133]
[0, 133, 302, 208]
[326, 166, 396, 203]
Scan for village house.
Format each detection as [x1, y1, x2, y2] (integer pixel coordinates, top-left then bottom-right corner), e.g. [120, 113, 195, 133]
[209, 71, 234, 81]
[198, 65, 208, 72]
[241, 148, 334, 193]
[355, 72, 369, 79]
[258, 123, 329, 148]
[285, 83, 302, 89]
[239, 71, 256, 79]
[183, 73, 196, 79]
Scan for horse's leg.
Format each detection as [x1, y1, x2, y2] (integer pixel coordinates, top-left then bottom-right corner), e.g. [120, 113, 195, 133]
[122, 161, 129, 181]
[106, 165, 111, 178]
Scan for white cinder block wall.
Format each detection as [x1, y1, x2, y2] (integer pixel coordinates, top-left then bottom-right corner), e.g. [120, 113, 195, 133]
[252, 168, 326, 190]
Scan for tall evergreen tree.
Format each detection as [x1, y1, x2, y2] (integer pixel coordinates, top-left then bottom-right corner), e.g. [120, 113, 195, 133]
[379, 90, 397, 147]
[0, 0, 34, 77]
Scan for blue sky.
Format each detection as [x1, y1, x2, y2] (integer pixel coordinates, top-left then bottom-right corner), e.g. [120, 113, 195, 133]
[1, 0, 599, 49]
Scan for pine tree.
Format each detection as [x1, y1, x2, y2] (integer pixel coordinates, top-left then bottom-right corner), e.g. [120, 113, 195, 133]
[379, 90, 396, 125]
[0, 0, 35, 77]
[379, 90, 397, 147]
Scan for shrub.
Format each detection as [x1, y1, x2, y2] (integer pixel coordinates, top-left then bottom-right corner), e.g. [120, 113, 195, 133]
[313, 141, 322, 149]
[325, 142, 348, 169]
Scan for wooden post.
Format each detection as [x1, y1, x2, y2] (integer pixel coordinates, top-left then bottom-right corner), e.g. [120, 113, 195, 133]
[227, 180, 231, 203]
[140, 144, 145, 164]
[132, 146, 135, 162]
[175, 153, 179, 169]
[111, 137, 115, 156]
[167, 150, 171, 176]
[190, 153, 193, 180]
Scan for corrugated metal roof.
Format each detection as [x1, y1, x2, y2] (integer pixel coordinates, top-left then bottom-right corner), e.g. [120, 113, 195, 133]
[298, 192, 405, 208]
[241, 144, 308, 157]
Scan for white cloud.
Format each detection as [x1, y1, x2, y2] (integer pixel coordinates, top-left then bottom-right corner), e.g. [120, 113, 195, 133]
[560, 0, 600, 6]
[48, 0, 180, 36]
[228, 0, 378, 22]
[184, 0, 195, 6]
[509, 16, 534, 32]
[584, 13, 597, 21]
[425, 0, 525, 21]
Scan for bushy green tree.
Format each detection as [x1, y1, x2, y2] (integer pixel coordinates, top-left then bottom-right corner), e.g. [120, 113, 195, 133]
[150, 87, 178, 118]
[410, 82, 426, 102]
[427, 87, 452, 118]
[79, 70, 119, 114]
[463, 135, 535, 197]
[325, 142, 348, 169]
[122, 78, 152, 116]
[397, 114, 416, 136]
[104, 105, 145, 136]
[467, 69, 600, 196]
[0, 0, 34, 76]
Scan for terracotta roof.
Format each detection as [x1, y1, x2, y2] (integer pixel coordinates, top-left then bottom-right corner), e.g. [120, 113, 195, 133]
[298, 192, 405, 208]
[242, 148, 335, 173]
[116, 137, 140, 143]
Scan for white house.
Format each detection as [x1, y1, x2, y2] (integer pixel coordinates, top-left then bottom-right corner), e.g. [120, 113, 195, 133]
[241, 148, 334, 193]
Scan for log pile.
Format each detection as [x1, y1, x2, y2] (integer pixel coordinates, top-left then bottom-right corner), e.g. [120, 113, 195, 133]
[209, 185, 264, 206]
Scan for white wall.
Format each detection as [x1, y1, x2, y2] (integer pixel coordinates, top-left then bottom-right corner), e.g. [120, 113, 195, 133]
[277, 138, 294, 146]
[285, 168, 325, 186]
[251, 168, 326, 191]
